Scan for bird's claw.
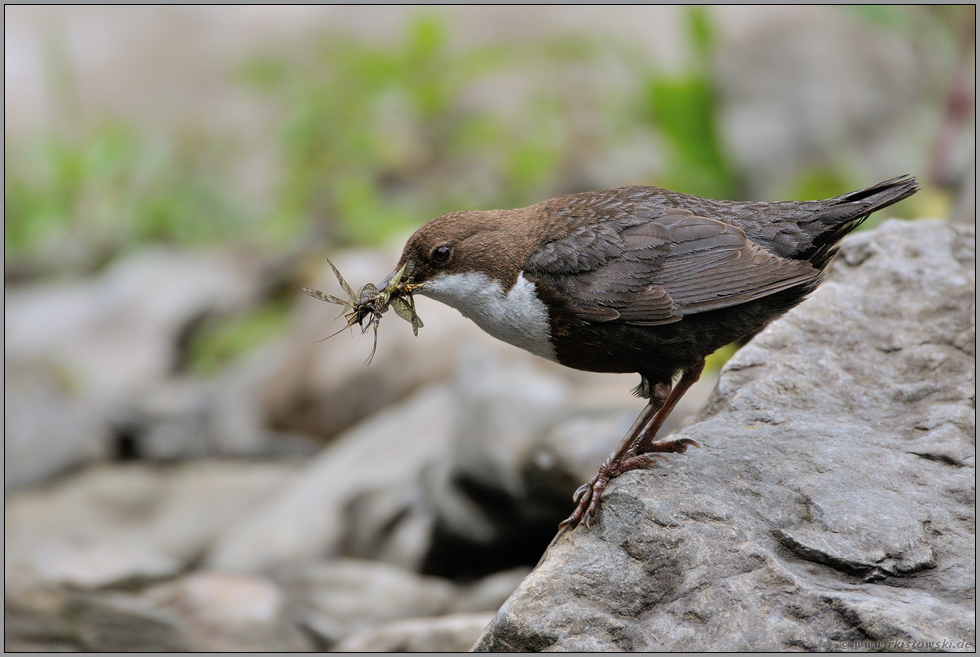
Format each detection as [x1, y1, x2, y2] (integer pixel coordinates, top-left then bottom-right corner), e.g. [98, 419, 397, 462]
[561, 471, 608, 530]
[572, 481, 592, 504]
[676, 438, 701, 452]
[560, 439, 700, 531]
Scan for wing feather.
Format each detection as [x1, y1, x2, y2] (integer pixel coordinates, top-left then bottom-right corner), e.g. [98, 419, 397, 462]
[524, 207, 819, 326]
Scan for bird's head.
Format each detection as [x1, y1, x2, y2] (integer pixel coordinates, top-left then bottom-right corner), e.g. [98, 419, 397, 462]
[393, 209, 537, 294]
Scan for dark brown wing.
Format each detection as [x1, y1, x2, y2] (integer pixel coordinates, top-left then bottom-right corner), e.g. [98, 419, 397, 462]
[524, 208, 820, 326]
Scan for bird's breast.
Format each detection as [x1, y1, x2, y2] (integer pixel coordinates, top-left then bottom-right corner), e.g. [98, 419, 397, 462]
[420, 271, 558, 362]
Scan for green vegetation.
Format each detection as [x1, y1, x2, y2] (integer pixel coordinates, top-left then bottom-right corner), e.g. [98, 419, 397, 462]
[4, 122, 253, 271]
[240, 15, 607, 247]
[705, 342, 740, 375]
[7, 8, 954, 270]
[4, 7, 964, 371]
[643, 6, 735, 200]
[183, 300, 293, 375]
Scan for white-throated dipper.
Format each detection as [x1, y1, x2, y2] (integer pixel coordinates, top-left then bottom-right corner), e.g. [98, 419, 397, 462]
[385, 175, 918, 529]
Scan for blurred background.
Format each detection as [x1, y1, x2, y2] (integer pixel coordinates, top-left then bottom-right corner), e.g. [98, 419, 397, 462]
[4, 6, 975, 652]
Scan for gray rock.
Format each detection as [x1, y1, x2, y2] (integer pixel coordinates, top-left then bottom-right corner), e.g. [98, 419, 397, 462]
[270, 248, 493, 441]
[280, 559, 456, 648]
[4, 247, 264, 488]
[206, 339, 679, 578]
[207, 385, 455, 572]
[30, 539, 184, 592]
[474, 219, 975, 651]
[423, 347, 716, 579]
[141, 572, 311, 651]
[4, 587, 81, 651]
[4, 363, 111, 490]
[9, 572, 309, 652]
[4, 247, 262, 408]
[66, 593, 188, 652]
[126, 379, 216, 460]
[4, 462, 296, 596]
[430, 347, 573, 547]
[537, 372, 720, 486]
[122, 339, 315, 461]
[451, 567, 532, 614]
[332, 612, 495, 652]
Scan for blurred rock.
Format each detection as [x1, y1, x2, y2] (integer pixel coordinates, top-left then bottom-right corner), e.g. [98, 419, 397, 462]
[3, 638, 79, 652]
[7, 572, 309, 652]
[207, 331, 704, 580]
[4, 247, 265, 488]
[280, 559, 456, 648]
[5, 247, 263, 406]
[120, 338, 318, 461]
[450, 567, 532, 614]
[715, 6, 924, 199]
[4, 362, 111, 490]
[4, 587, 80, 652]
[207, 385, 454, 572]
[433, 347, 572, 544]
[126, 379, 215, 460]
[333, 612, 495, 652]
[268, 248, 492, 441]
[142, 572, 311, 651]
[422, 348, 714, 579]
[5, 461, 296, 596]
[67, 593, 188, 652]
[208, 339, 297, 455]
[538, 373, 719, 485]
[32, 540, 183, 592]
[475, 220, 975, 651]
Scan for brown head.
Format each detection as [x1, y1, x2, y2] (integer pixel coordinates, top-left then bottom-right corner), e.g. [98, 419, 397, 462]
[396, 208, 542, 291]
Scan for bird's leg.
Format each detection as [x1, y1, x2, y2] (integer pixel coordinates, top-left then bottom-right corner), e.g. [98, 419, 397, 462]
[624, 360, 705, 461]
[560, 360, 706, 531]
[559, 381, 670, 530]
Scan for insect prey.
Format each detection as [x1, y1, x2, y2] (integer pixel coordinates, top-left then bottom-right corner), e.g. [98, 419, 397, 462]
[302, 258, 424, 363]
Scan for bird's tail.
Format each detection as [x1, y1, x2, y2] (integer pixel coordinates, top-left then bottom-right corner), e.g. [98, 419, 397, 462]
[803, 174, 919, 270]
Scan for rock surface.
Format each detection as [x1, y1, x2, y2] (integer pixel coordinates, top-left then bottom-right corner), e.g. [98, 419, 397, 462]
[268, 248, 491, 441]
[474, 219, 976, 651]
[206, 385, 456, 572]
[280, 559, 458, 648]
[141, 572, 310, 651]
[5, 461, 296, 596]
[333, 612, 495, 652]
[4, 248, 265, 488]
[205, 345, 692, 578]
[423, 346, 716, 579]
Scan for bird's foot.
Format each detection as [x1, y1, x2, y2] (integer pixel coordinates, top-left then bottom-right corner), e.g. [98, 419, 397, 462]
[558, 438, 700, 531]
[558, 453, 669, 531]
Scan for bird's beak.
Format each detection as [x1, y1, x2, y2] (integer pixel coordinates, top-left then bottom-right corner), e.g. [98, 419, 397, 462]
[378, 260, 420, 292]
[378, 268, 399, 290]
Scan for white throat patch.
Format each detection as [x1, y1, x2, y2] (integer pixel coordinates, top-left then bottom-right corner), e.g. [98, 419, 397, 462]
[420, 271, 558, 362]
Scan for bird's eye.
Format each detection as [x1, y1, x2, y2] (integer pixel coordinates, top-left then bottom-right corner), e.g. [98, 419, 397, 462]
[431, 245, 451, 265]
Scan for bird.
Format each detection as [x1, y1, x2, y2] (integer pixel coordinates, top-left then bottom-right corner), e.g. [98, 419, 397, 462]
[386, 175, 918, 529]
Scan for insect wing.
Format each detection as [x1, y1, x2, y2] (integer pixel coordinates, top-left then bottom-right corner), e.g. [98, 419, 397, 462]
[391, 296, 423, 336]
[405, 292, 423, 333]
[325, 258, 358, 302]
[391, 296, 414, 324]
[302, 287, 353, 307]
